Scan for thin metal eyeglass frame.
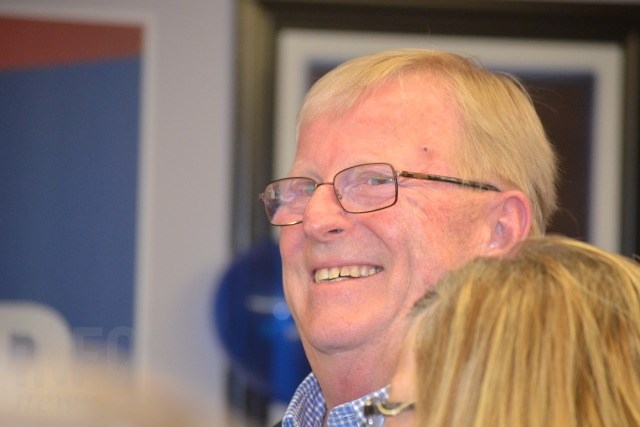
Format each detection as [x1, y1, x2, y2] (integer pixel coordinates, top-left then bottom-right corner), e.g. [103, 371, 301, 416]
[258, 162, 500, 226]
[363, 399, 416, 425]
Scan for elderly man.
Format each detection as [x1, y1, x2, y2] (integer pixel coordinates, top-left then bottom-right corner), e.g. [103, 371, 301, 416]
[259, 49, 558, 426]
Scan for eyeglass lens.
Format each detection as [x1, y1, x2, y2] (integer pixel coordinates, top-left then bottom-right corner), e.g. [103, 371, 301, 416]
[261, 163, 398, 226]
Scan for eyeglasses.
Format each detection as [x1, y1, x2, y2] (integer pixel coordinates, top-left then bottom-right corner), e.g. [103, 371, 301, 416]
[259, 162, 500, 226]
[363, 399, 415, 426]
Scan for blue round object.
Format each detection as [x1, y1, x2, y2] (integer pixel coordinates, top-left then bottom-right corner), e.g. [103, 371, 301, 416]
[213, 239, 310, 403]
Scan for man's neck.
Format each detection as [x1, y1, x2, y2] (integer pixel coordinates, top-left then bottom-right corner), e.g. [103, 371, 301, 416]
[307, 341, 400, 411]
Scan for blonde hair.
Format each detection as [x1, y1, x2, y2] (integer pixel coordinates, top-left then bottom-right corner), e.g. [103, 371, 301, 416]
[411, 235, 640, 427]
[297, 49, 557, 235]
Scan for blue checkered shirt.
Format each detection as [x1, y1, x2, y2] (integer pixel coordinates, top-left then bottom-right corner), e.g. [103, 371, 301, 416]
[282, 373, 389, 427]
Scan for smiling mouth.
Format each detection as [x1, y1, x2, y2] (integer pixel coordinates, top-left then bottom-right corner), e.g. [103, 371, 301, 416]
[314, 265, 383, 283]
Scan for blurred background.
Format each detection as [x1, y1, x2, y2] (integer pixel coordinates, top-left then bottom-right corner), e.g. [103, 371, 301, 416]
[1, 1, 638, 426]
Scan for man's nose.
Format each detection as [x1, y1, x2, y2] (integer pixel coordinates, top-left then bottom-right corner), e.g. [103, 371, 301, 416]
[302, 183, 348, 239]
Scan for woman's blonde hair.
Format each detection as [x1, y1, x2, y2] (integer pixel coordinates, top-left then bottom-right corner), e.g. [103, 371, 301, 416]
[411, 235, 640, 427]
[297, 49, 557, 235]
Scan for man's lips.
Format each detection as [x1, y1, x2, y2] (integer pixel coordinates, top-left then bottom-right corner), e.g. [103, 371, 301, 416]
[314, 265, 383, 283]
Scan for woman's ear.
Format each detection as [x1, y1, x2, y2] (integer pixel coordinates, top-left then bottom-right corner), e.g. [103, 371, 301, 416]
[485, 190, 531, 256]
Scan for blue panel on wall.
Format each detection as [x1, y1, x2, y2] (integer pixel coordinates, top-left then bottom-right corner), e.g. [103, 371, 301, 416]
[0, 57, 140, 352]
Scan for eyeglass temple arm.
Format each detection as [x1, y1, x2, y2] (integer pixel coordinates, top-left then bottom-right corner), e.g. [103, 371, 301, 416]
[398, 171, 500, 192]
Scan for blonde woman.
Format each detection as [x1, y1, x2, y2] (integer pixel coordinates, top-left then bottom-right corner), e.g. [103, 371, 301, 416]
[370, 236, 640, 427]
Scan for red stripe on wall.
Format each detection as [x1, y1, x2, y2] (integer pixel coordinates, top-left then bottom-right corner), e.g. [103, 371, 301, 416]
[0, 16, 142, 71]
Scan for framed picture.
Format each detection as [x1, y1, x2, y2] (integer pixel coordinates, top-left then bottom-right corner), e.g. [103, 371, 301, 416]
[234, 0, 640, 256]
[0, 13, 144, 357]
[274, 29, 623, 252]
[1, 3, 236, 422]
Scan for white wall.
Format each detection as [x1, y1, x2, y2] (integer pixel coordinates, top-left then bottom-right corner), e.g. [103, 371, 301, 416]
[0, 0, 234, 422]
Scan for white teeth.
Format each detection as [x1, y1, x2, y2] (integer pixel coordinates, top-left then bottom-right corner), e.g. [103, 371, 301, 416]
[314, 265, 381, 283]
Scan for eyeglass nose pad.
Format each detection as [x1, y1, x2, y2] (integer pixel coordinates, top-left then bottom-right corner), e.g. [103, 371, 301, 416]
[334, 189, 343, 201]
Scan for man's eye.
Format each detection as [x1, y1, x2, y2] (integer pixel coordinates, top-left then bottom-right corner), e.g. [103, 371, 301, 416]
[289, 181, 315, 196]
[364, 175, 394, 186]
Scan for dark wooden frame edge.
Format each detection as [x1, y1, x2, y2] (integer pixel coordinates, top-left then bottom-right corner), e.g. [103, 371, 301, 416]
[233, 0, 640, 256]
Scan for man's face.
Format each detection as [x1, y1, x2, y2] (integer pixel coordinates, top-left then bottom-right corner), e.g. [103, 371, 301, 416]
[280, 73, 493, 361]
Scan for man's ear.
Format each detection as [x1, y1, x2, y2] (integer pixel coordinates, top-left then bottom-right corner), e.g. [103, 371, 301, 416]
[485, 190, 531, 256]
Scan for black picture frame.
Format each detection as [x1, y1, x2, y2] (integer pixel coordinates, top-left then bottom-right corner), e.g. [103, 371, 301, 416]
[233, 0, 640, 257]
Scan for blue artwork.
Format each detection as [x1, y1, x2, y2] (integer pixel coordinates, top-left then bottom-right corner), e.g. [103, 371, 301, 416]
[0, 19, 142, 357]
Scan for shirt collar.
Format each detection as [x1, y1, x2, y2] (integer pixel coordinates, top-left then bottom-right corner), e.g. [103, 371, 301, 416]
[282, 373, 389, 427]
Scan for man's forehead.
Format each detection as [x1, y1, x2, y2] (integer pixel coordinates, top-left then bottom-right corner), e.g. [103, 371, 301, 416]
[299, 69, 455, 125]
